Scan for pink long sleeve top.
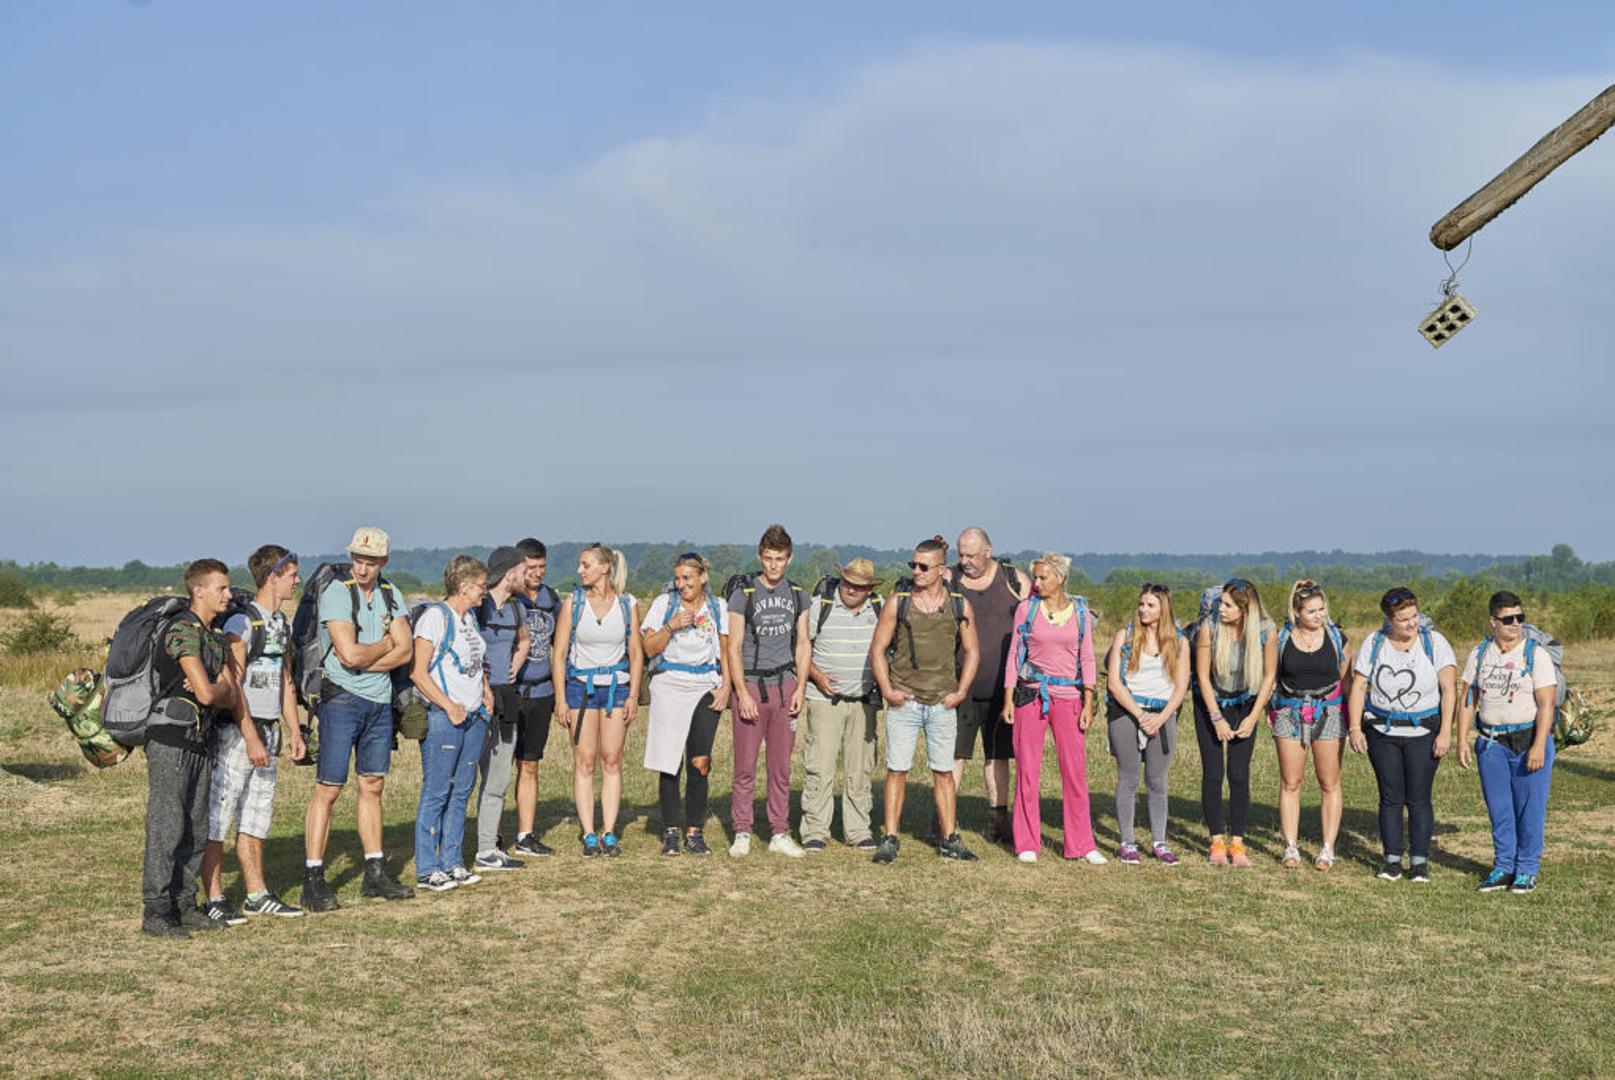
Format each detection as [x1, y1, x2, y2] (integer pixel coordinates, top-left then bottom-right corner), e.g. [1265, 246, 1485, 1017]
[1003, 597, 1097, 700]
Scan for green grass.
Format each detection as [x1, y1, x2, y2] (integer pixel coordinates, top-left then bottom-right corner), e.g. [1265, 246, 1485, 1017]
[1, 617, 1613, 1077]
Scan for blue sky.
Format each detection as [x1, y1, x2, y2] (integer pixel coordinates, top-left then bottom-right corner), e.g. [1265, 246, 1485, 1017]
[3, 2, 1614, 565]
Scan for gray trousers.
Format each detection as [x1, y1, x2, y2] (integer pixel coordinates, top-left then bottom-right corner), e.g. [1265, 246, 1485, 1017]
[1108, 712, 1176, 846]
[476, 719, 518, 854]
[142, 739, 211, 913]
[800, 699, 878, 844]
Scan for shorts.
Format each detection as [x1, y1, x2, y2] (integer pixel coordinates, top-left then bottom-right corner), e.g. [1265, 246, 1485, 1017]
[496, 686, 555, 762]
[565, 678, 629, 712]
[315, 686, 393, 786]
[1270, 702, 1346, 747]
[885, 699, 956, 774]
[954, 693, 1012, 760]
[208, 721, 280, 841]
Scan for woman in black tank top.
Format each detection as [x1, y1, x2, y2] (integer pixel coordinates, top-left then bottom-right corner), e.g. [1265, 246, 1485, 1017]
[1270, 580, 1350, 871]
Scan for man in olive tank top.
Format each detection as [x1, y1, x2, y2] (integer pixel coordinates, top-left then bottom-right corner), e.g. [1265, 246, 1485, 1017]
[949, 526, 1031, 845]
[869, 538, 981, 863]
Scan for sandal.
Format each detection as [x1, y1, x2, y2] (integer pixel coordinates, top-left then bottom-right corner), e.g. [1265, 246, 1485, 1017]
[1281, 843, 1302, 869]
[1315, 845, 1335, 871]
[1208, 839, 1228, 865]
[1229, 841, 1252, 868]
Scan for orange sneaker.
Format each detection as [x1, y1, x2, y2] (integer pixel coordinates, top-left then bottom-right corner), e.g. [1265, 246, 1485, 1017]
[1208, 839, 1228, 865]
[1229, 841, 1252, 868]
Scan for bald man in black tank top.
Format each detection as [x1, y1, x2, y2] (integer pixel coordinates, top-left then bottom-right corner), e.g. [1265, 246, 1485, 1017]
[947, 527, 1031, 845]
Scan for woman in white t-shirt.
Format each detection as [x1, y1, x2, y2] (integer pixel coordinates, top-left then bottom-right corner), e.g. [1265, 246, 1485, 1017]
[551, 543, 643, 858]
[1104, 584, 1190, 866]
[1346, 586, 1456, 883]
[411, 554, 494, 892]
[640, 552, 731, 857]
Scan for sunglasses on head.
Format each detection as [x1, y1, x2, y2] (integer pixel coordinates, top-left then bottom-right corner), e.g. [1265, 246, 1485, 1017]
[1384, 587, 1416, 605]
[677, 551, 701, 562]
[1224, 578, 1253, 592]
[1493, 613, 1526, 626]
[270, 551, 298, 577]
[1140, 582, 1170, 595]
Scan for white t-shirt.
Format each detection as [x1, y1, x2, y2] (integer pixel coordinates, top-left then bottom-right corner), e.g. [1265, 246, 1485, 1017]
[414, 603, 487, 710]
[222, 603, 291, 720]
[1122, 649, 1176, 703]
[642, 592, 727, 688]
[1461, 638, 1558, 729]
[571, 593, 636, 686]
[1353, 630, 1457, 738]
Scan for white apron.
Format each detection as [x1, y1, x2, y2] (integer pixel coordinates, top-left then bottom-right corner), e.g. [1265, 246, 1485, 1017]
[643, 674, 715, 775]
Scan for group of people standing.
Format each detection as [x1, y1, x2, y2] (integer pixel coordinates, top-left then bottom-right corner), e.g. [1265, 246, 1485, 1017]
[137, 524, 1561, 938]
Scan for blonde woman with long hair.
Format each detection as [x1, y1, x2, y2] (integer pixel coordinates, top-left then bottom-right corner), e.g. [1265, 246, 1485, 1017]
[1104, 584, 1190, 865]
[1270, 580, 1350, 870]
[1194, 579, 1277, 867]
[552, 543, 643, 858]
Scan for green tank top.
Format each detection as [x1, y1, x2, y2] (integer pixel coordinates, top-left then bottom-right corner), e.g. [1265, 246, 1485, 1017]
[891, 603, 959, 705]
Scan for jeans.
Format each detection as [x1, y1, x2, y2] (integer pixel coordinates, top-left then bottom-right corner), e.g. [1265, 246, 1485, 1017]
[142, 740, 211, 913]
[1475, 734, 1554, 876]
[884, 698, 956, 774]
[414, 707, 488, 877]
[315, 687, 393, 786]
[1364, 727, 1440, 862]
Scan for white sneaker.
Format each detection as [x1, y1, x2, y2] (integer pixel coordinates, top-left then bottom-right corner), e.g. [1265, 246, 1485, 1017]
[769, 833, 806, 858]
[449, 866, 482, 886]
[1080, 850, 1108, 865]
[1017, 851, 1038, 863]
[729, 833, 751, 858]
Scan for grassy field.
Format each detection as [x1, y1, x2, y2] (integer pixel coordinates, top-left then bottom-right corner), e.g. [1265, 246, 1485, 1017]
[1, 593, 1612, 1078]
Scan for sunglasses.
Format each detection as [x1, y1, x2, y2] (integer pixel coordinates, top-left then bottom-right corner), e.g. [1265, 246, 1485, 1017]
[1493, 613, 1526, 626]
[1224, 578, 1254, 593]
[1384, 587, 1416, 605]
[908, 561, 940, 572]
[1141, 582, 1170, 595]
[270, 551, 299, 577]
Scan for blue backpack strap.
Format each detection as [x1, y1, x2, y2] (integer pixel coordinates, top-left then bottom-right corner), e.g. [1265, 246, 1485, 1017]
[1015, 596, 1041, 677]
[1074, 596, 1088, 665]
[427, 601, 458, 696]
[706, 594, 722, 633]
[1326, 622, 1344, 663]
[1419, 626, 1434, 663]
[1277, 621, 1292, 655]
[1466, 637, 1491, 706]
[1368, 628, 1385, 673]
[1118, 622, 1134, 689]
[1522, 635, 1536, 678]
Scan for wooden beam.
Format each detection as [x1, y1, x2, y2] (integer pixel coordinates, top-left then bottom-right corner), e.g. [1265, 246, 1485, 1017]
[1430, 82, 1615, 250]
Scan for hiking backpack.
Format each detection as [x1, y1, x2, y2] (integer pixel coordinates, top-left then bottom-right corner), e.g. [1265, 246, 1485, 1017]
[212, 586, 269, 663]
[1182, 586, 1226, 673]
[1366, 613, 1438, 670]
[99, 595, 193, 748]
[810, 575, 883, 637]
[392, 601, 471, 741]
[1464, 623, 1588, 749]
[886, 576, 967, 669]
[1276, 619, 1347, 669]
[646, 583, 725, 676]
[721, 572, 808, 658]
[1012, 593, 1092, 713]
[290, 562, 402, 713]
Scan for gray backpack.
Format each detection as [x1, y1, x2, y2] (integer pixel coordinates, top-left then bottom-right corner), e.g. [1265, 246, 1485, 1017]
[100, 595, 191, 748]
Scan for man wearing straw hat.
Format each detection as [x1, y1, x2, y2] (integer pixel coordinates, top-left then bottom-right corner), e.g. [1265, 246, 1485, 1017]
[800, 558, 885, 852]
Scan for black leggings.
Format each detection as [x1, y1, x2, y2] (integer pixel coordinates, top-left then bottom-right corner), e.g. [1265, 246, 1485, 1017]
[1194, 696, 1257, 837]
[658, 693, 721, 831]
[1364, 726, 1440, 861]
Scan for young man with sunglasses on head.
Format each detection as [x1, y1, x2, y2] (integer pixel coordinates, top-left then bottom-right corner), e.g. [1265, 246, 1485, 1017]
[199, 545, 308, 924]
[948, 526, 1031, 845]
[1457, 591, 1558, 894]
[869, 537, 981, 863]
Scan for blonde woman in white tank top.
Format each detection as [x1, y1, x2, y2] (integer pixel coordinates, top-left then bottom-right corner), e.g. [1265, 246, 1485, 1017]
[551, 544, 643, 858]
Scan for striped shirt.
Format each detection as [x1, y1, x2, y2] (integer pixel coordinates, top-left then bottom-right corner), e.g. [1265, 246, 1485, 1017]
[806, 595, 878, 702]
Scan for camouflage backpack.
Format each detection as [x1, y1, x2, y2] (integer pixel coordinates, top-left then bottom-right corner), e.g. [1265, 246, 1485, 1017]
[49, 668, 129, 769]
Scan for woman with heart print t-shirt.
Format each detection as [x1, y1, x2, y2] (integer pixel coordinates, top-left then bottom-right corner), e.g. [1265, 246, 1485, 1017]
[1346, 587, 1457, 883]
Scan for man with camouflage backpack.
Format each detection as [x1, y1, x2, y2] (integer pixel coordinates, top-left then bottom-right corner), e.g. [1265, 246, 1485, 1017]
[141, 559, 243, 939]
[197, 545, 308, 924]
[300, 527, 415, 910]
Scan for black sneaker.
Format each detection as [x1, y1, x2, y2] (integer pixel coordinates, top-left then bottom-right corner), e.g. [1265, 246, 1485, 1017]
[178, 904, 225, 931]
[513, 834, 554, 858]
[872, 835, 900, 865]
[141, 909, 189, 939]
[601, 832, 622, 858]
[243, 891, 304, 918]
[301, 866, 341, 912]
[360, 858, 415, 901]
[802, 839, 827, 854]
[661, 828, 681, 857]
[1377, 861, 1404, 881]
[938, 833, 979, 862]
[1408, 863, 1431, 883]
[581, 832, 601, 858]
[203, 898, 247, 927]
[852, 837, 878, 851]
[683, 831, 712, 857]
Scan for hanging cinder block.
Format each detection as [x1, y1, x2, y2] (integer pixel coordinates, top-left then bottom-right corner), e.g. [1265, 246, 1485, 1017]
[1418, 293, 1477, 348]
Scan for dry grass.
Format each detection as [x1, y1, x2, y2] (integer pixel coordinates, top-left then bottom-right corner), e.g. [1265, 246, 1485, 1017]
[1, 594, 1612, 1077]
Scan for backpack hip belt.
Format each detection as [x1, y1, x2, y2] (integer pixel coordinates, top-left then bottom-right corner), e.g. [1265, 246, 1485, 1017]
[1272, 682, 1342, 724]
[568, 661, 630, 712]
[1364, 704, 1440, 729]
[1129, 694, 1169, 713]
[655, 660, 721, 677]
[1476, 719, 1536, 739]
[1214, 688, 1255, 710]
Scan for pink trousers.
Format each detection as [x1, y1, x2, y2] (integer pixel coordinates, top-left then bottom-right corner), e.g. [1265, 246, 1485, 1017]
[731, 679, 797, 836]
[1012, 695, 1097, 858]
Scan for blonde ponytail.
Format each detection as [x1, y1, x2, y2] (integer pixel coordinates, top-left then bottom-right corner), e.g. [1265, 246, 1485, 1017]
[581, 542, 629, 597]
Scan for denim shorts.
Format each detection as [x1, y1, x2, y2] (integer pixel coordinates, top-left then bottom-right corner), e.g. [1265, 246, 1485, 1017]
[565, 678, 628, 712]
[885, 698, 956, 773]
[315, 687, 393, 785]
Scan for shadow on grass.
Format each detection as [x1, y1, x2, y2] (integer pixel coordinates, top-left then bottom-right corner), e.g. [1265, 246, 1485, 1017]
[1553, 756, 1615, 784]
[5, 761, 81, 782]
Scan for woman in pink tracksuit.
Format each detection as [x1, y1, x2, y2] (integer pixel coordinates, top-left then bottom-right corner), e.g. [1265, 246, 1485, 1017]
[1001, 552, 1103, 864]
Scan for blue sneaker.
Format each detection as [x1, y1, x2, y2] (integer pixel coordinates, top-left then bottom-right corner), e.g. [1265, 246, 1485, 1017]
[601, 832, 622, 857]
[1510, 873, 1538, 894]
[581, 832, 601, 859]
[1478, 868, 1512, 892]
